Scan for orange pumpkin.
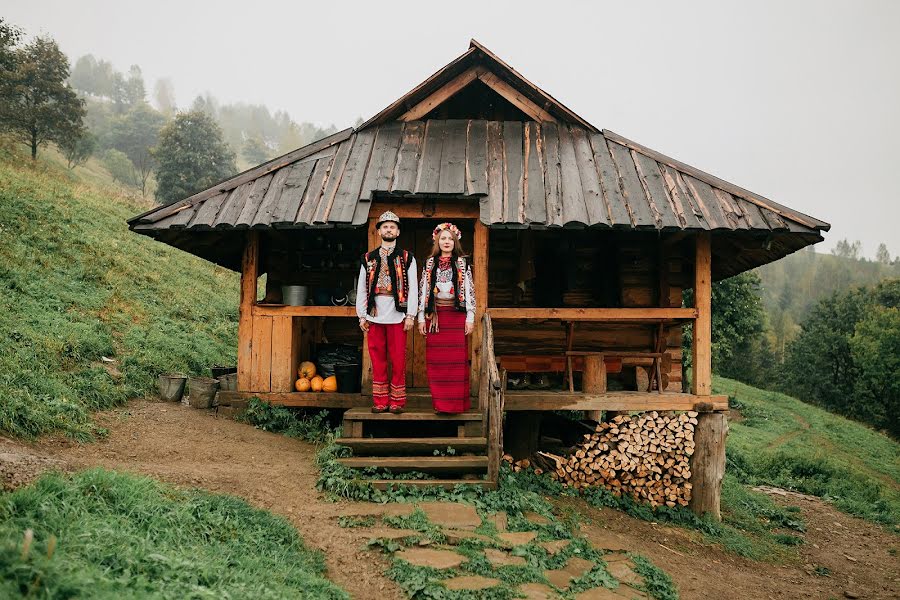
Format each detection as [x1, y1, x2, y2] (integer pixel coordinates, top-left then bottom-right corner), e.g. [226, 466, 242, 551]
[298, 361, 316, 379]
[322, 375, 338, 393]
[295, 377, 311, 392]
[309, 375, 324, 392]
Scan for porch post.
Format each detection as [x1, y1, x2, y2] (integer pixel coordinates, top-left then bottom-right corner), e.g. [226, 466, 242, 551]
[471, 220, 489, 396]
[237, 231, 259, 392]
[691, 232, 711, 396]
[688, 231, 726, 520]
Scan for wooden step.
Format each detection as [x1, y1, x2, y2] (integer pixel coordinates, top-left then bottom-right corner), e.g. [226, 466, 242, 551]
[368, 479, 497, 490]
[343, 408, 483, 421]
[337, 455, 487, 474]
[337, 437, 487, 455]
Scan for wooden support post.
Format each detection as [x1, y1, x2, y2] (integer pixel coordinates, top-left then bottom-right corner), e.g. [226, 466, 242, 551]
[504, 412, 540, 460]
[360, 216, 379, 394]
[471, 220, 489, 396]
[582, 353, 606, 421]
[692, 233, 712, 396]
[237, 232, 259, 392]
[689, 409, 728, 520]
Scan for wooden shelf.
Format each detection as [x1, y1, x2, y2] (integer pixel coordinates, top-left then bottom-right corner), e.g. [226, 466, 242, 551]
[252, 304, 357, 317]
[486, 308, 697, 322]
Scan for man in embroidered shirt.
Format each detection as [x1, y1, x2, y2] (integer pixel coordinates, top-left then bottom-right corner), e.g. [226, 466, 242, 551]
[355, 211, 418, 413]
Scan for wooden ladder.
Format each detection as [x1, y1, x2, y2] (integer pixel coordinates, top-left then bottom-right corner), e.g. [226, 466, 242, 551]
[335, 314, 504, 490]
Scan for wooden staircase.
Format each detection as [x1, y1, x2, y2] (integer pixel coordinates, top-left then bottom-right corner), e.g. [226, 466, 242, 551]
[335, 314, 504, 490]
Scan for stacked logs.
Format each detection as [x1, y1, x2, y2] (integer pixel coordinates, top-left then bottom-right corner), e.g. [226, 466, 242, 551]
[536, 411, 698, 508]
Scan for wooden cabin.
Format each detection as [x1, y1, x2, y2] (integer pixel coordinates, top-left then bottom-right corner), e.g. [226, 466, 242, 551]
[128, 40, 829, 518]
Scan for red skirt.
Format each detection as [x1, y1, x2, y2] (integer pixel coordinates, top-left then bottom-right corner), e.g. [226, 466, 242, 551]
[425, 306, 471, 413]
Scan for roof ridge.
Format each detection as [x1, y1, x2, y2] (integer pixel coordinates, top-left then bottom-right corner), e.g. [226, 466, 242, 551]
[360, 40, 597, 132]
[602, 129, 830, 231]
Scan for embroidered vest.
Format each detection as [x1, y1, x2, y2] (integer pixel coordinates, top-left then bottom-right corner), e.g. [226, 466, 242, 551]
[362, 247, 412, 316]
[423, 256, 467, 317]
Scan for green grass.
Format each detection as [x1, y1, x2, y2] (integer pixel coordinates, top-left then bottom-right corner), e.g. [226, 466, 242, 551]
[717, 376, 900, 528]
[0, 468, 347, 599]
[0, 148, 239, 440]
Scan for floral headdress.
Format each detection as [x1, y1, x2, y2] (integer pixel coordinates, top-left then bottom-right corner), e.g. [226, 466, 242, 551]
[432, 222, 462, 241]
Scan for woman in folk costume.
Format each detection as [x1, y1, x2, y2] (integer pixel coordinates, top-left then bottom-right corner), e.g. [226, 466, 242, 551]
[417, 223, 476, 414]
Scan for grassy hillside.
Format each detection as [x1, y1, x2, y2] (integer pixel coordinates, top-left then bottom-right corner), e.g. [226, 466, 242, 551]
[1, 469, 347, 598]
[716, 377, 899, 528]
[0, 151, 239, 439]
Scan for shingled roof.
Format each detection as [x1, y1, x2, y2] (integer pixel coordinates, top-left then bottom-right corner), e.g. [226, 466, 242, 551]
[129, 40, 829, 278]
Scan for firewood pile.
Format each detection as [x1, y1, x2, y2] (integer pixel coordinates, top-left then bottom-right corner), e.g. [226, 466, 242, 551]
[511, 411, 699, 508]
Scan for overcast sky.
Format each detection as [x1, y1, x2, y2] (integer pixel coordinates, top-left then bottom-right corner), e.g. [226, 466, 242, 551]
[5, 0, 898, 257]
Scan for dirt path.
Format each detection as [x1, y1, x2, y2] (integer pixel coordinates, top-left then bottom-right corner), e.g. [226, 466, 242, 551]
[563, 490, 899, 600]
[2, 399, 898, 600]
[3, 401, 404, 599]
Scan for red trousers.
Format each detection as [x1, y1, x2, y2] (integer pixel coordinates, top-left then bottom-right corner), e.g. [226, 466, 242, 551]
[367, 321, 407, 408]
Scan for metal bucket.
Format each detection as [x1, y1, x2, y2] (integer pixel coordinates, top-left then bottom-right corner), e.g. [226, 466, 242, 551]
[281, 285, 308, 306]
[158, 374, 187, 402]
[211, 365, 237, 379]
[217, 372, 238, 391]
[187, 376, 219, 409]
[334, 363, 361, 393]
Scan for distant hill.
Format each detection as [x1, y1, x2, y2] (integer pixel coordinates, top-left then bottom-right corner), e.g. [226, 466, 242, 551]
[754, 246, 899, 357]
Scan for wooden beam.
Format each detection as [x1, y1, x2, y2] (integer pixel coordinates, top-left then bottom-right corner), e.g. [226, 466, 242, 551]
[368, 201, 480, 220]
[692, 233, 712, 396]
[237, 232, 258, 391]
[253, 305, 357, 318]
[487, 307, 697, 321]
[359, 46, 479, 129]
[218, 390, 366, 408]
[471, 221, 488, 394]
[477, 71, 557, 123]
[689, 411, 728, 520]
[399, 66, 485, 122]
[502, 391, 728, 412]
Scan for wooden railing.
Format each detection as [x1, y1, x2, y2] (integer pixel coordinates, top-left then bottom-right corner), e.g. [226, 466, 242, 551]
[480, 313, 504, 486]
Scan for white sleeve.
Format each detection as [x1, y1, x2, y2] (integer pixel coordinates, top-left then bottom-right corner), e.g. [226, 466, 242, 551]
[464, 263, 476, 323]
[418, 258, 429, 322]
[355, 264, 367, 320]
[406, 257, 418, 318]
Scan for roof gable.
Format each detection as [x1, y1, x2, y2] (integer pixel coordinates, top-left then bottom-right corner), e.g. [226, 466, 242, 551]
[359, 40, 596, 131]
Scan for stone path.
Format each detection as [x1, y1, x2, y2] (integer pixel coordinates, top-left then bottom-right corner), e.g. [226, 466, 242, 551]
[338, 501, 652, 598]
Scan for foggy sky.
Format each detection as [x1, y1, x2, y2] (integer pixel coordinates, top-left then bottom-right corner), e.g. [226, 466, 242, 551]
[4, 0, 898, 257]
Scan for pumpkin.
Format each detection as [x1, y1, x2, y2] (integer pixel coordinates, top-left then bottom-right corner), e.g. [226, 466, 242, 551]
[295, 377, 311, 392]
[298, 361, 316, 379]
[310, 375, 324, 392]
[322, 375, 338, 393]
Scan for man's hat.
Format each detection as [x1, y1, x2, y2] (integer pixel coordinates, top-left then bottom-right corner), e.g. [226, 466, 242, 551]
[375, 210, 400, 228]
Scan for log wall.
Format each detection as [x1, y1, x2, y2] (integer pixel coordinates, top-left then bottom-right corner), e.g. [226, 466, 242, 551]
[488, 230, 688, 391]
